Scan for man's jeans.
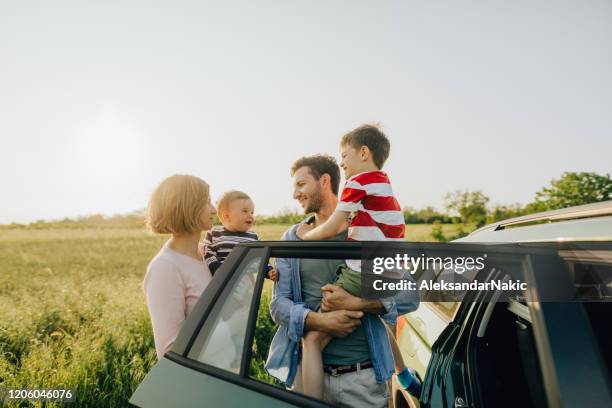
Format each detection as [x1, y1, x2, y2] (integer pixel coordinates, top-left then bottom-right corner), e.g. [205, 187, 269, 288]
[291, 365, 389, 408]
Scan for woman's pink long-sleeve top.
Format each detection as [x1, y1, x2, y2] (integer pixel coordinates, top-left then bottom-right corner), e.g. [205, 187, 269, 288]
[143, 243, 212, 358]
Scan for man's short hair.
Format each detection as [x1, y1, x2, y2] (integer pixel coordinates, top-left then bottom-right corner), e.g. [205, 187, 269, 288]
[341, 124, 390, 169]
[290, 154, 340, 196]
[147, 174, 210, 234]
[217, 190, 252, 217]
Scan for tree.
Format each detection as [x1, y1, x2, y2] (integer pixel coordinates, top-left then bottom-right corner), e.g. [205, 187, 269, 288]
[487, 203, 525, 223]
[403, 206, 450, 224]
[527, 172, 612, 212]
[402, 207, 421, 224]
[431, 220, 447, 242]
[416, 206, 451, 223]
[444, 190, 490, 227]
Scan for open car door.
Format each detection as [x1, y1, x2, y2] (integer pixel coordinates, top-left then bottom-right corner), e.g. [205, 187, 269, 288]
[130, 247, 320, 407]
[419, 242, 612, 408]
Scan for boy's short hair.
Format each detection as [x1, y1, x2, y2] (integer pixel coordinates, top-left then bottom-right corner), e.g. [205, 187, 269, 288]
[290, 154, 340, 196]
[341, 124, 390, 169]
[217, 190, 252, 218]
[147, 174, 210, 234]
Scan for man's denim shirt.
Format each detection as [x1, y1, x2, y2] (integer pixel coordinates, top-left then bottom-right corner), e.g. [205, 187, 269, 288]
[265, 221, 420, 386]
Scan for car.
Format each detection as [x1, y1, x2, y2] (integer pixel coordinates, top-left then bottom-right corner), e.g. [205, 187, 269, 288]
[394, 200, 612, 408]
[130, 202, 612, 408]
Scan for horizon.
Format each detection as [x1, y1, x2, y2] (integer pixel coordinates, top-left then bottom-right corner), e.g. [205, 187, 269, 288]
[4, 177, 611, 227]
[2, 1, 611, 224]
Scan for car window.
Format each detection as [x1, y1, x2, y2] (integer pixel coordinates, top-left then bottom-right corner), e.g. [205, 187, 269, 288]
[425, 262, 486, 303]
[187, 249, 264, 373]
[472, 300, 547, 408]
[248, 261, 282, 387]
[428, 301, 459, 322]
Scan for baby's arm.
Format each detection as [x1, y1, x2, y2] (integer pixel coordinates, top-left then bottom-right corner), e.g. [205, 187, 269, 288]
[253, 231, 278, 281]
[297, 210, 349, 240]
[203, 230, 221, 274]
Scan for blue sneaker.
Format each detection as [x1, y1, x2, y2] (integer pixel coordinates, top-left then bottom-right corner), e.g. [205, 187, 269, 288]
[396, 367, 422, 398]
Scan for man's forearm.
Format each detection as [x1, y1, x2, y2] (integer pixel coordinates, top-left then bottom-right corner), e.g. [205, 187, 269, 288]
[304, 310, 323, 331]
[358, 298, 386, 314]
[320, 284, 388, 315]
[303, 309, 364, 338]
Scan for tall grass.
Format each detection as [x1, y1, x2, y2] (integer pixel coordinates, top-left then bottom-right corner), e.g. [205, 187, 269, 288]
[0, 223, 464, 406]
[0, 229, 164, 406]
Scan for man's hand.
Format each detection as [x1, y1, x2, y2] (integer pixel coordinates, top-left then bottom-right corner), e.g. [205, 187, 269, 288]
[321, 284, 387, 315]
[296, 222, 314, 239]
[321, 284, 362, 311]
[305, 309, 364, 338]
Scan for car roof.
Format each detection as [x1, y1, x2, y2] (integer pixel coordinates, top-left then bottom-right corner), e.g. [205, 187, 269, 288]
[457, 200, 612, 243]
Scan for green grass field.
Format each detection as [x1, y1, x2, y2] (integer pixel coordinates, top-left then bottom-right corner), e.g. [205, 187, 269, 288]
[0, 223, 469, 406]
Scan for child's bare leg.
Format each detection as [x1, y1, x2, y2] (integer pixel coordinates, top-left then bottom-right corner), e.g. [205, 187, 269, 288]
[384, 323, 405, 372]
[385, 322, 422, 396]
[301, 330, 333, 399]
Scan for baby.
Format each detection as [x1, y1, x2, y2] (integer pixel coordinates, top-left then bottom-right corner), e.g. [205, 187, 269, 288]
[204, 190, 277, 281]
[297, 124, 421, 399]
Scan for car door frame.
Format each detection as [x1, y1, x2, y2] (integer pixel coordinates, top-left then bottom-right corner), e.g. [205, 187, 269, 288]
[156, 240, 430, 408]
[421, 245, 612, 408]
[136, 240, 612, 407]
[154, 245, 327, 408]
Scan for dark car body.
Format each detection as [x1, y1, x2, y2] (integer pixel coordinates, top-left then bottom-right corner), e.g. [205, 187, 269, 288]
[395, 201, 612, 408]
[131, 212, 612, 407]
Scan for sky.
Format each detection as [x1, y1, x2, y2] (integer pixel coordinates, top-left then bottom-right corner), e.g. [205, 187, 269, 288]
[1, 0, 611, 224]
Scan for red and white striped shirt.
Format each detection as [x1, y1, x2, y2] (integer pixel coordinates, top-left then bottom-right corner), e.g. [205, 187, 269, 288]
[337, 170, 405, 241]
[337, 171, 404, 272]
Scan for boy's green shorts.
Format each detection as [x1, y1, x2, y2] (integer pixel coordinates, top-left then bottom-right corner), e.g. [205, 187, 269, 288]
[334, 264, 362, 297]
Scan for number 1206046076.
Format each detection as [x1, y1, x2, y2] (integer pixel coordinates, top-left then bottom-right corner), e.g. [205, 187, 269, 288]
[1, 387, 75, 402]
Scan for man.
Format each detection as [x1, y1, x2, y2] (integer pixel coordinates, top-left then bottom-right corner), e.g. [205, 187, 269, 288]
[265, 154, 419, 407]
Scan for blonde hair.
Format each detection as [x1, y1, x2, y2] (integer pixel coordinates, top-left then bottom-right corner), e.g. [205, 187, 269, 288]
[147, 174, 210, 234]
[217, 190, 252, 219]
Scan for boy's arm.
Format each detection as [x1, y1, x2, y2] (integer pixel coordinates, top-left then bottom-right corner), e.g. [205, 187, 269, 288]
[253, 231, 277, 280]
[297, 210, 349, 240]
[297, 178, 366, 240]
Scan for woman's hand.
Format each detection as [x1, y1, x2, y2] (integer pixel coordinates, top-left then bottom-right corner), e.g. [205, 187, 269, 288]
[197, 242, 206, 260]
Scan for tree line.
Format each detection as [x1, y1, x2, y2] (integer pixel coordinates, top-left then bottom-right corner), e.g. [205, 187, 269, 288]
[425, 171, 611, 242]
[257, 171, 612, 227]
[433, 171, 612, 227]
[3, 171, 610, 230]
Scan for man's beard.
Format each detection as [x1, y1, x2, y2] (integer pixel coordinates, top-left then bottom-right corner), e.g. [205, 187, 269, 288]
[304, 188, 324, 214]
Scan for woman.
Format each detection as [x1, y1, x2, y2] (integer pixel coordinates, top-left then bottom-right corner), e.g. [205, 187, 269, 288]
[143, 174, 216, 358]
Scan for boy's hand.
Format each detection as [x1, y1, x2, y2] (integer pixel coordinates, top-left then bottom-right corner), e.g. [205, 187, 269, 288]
[267, 267, 278, 282]
[296, 222, 314, 239]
